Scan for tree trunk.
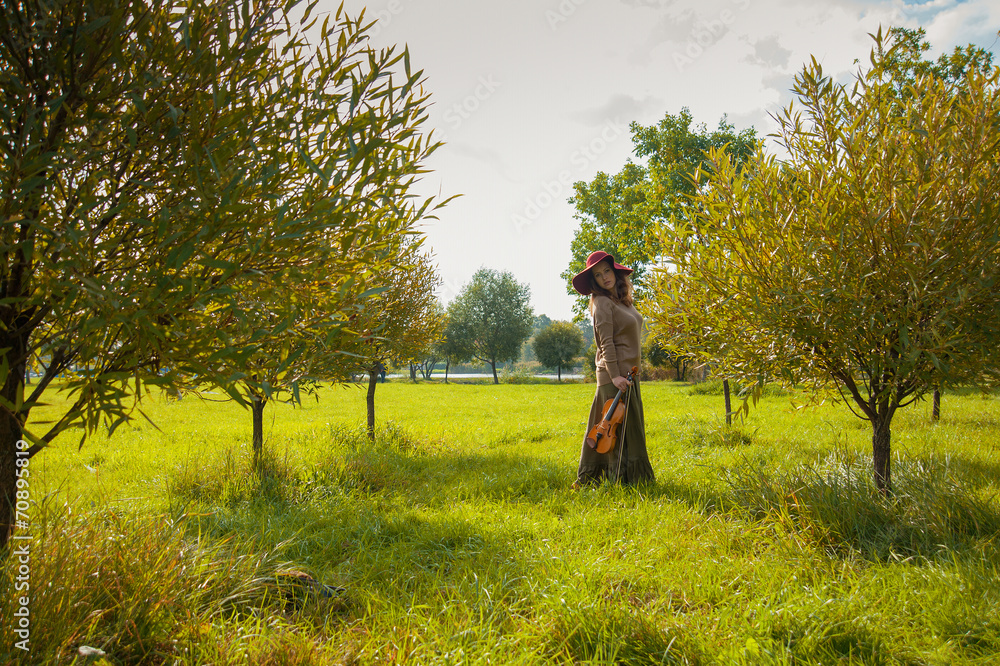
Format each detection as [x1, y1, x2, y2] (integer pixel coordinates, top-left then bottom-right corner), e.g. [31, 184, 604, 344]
[444, 359, 450, 383]
[409, 363, 417, 382]
[0, 333, 29, 549]
[0, 410, 23, 550]
[557, 364, 562, 382]
[252, 396, 265, 462]
[367, 365, 381, 441]
[490, 360, 499, 384]
[723, 379, 732, 426]
[932, 386, 941, 421]
[872, 416, 892, 494]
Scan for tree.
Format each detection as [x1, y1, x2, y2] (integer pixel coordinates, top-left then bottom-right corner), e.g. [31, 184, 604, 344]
[651, 30, 1000, 492]
[533, 314, 553, 334]
[415, 301, 446, 379]
[644, 335, 690, 381]
[877, 26, 997, 424]
[217, 281, 327, 462]
[0, 0, 441, 546]
[520, 313, 553, 363]
[351, 242, 443, 439]
[448, 269, 534, 384]
[437, 307, 475, 383]
[200, 270, 369, 464]
[562, 110, 757, 318]
[533, 321, 584, 381]
[878, 27, 995, 92]
[417, 355, 439, 380]
[562, 163, 655, 320]
[576, 319, 595, 350]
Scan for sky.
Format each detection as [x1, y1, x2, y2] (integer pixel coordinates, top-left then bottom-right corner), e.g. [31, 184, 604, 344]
[327, 0, 999, 321]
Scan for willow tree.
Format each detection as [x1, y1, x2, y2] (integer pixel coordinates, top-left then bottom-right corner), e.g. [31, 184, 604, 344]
[651, 31, 1000, 492]
[203, 272, 366, 462]
[350, 241, 443, 439]
[194, 215, 434, 460]
[0, 0, 441, 546]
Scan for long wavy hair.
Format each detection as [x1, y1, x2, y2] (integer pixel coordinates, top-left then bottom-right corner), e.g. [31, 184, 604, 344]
[587, 261, 634, 314]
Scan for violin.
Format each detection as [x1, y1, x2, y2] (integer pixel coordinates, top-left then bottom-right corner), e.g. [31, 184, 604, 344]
[585, 366, 638, 454]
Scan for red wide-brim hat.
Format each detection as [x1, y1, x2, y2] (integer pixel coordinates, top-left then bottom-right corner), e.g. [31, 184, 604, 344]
[572, 251, 632, 295]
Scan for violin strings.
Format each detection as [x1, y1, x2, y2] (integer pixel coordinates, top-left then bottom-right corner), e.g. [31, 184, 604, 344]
[616, 379, 632, 483]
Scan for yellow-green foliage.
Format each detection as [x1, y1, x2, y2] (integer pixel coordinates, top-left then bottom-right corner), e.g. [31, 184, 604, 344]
[3, 382, 999, 664]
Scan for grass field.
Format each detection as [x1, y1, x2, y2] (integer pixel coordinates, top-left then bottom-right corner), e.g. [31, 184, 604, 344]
[3, 380, 999, 664]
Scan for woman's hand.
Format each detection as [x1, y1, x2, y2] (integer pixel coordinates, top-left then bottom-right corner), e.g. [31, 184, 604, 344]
[612, 375, 632, 392]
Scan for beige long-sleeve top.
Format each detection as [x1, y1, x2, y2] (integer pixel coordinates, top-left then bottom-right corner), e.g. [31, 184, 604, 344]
[592, 294, 642, 386]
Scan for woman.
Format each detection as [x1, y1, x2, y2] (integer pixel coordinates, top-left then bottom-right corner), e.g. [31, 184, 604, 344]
[572, 251, 655, 487]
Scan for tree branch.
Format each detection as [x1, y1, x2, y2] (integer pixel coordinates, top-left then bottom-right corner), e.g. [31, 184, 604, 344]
[832, 367, 876, 420]
[26, 345, 75, 411]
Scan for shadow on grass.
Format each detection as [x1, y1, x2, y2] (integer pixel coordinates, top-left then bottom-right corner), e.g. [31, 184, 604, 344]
[158, 420, 1000, 662]
[325, 426, 1000, 566]
[334, 444, 570, 505]
[547, 606, 698, 665]
[769, 600, 999, 665]
[610, 445, 1000, 566]
[718, 449, 1000, 562]
[0, 502, 316, 666]
[164, 426, 716, 664]
[920, 450, 1000, 490]
[166, 424, 557, 581]
[938, 414, 1000, 430]
[767, 618, 897, 666]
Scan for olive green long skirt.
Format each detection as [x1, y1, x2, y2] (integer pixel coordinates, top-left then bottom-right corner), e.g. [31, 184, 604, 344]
[576, 379, 655, 486]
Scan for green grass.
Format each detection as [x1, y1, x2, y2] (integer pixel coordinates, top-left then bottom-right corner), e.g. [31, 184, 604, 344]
[3, 381, 1000, 664]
